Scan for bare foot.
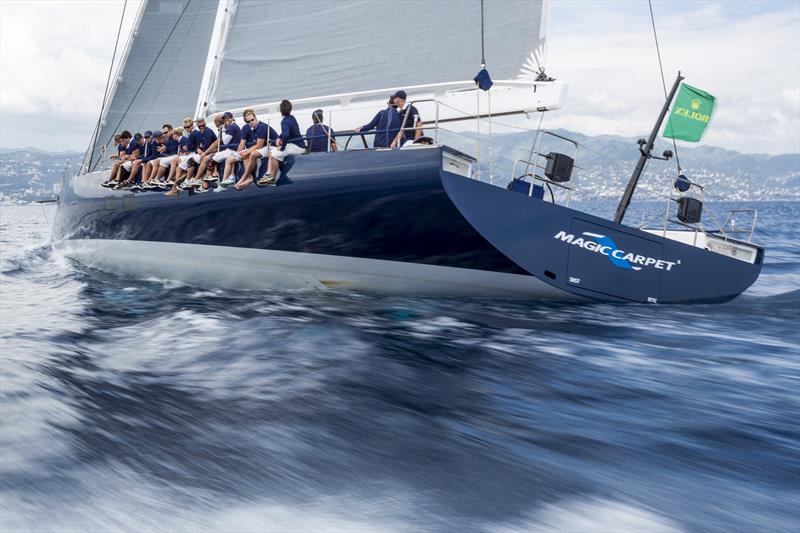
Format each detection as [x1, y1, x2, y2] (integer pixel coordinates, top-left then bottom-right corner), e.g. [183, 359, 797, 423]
[234, 177, 253, 190]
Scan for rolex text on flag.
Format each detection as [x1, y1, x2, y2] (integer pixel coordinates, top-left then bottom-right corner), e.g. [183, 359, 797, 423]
[663, 83, 715, 142]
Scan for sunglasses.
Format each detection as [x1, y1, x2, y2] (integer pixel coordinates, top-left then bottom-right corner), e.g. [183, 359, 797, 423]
[247, 118, 256, 123]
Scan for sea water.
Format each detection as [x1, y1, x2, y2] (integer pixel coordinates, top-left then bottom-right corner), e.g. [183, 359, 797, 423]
[1, 201, 798, 532]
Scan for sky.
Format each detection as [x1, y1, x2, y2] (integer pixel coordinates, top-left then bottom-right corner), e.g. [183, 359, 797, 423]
[0, 0, 798, 155]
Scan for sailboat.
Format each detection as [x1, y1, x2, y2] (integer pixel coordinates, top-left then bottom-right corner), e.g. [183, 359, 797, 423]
[52, 0, 764, 303]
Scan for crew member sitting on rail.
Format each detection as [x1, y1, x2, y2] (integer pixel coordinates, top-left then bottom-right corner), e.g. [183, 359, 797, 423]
[103, 131, 134, 187]
[173, 117, 202, 186]
[233, 109, 279, 190]
[146, 124, 173, 183]
[143, 128, 167, 187]
[152, 126, 181, 183]
[187, 117, 218, 183]
[103, 132, 126, 186]
[390, 90, 423, 147]
[214, 112, 242, 188]
[196, 114, 225, 184]
[164, 128, 191, 196]
[354, 95, 400, 148]
[133, 130, 158, 186]
[305, 109, 336, 153]
[257, 100, 306, 187]
[117, 132, 143, 188]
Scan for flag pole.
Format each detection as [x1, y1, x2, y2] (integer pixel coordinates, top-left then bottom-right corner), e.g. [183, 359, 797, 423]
[614, 71, 684, 224]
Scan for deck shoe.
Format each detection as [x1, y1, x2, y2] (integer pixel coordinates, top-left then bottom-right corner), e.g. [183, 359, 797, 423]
[256, 175, 275, 186]
[219, 177, 236, 187]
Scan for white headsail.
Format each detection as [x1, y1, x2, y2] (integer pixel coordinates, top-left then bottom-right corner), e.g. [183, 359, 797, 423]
[85, 0, 219, 172]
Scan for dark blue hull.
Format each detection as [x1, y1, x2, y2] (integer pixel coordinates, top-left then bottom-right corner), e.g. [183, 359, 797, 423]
[54, 146, 763, 303]
[55, 147, 527, 276]
[441, 172, 764, 304]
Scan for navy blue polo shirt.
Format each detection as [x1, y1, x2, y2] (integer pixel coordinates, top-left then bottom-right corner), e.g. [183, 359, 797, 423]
[220, 123, 242, 150]
[178, 136, 191, 154]
[279, 115, 305, 150]
[198, 127, 217, 151]
[398, 104, 422, 141]
[305, 124, 335, 153]
[125, 139, 141, 157]
[242, 121, 278, 148]
[241, 123, 256, 148]
[360, 106, 401, 148]
[164, 136, 180, 156]
[140, 140, 159, 162]
[185, 128, 202, 152]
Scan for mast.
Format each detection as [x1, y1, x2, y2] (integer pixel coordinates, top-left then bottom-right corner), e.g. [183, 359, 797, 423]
[194, 0, 237, 119]
[614, 71, 683, 224]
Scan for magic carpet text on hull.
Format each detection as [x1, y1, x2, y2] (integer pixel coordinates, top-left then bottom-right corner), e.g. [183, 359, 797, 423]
[52, 0, 764, 303]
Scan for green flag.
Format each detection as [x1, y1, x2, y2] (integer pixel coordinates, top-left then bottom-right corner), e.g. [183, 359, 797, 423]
[663, 83, 715, 142]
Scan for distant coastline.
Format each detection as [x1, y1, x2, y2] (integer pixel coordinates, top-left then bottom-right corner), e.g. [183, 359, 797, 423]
[1, 129, 797, 204]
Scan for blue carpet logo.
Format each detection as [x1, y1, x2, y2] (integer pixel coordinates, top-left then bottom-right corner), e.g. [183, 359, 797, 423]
[554, 231, 678, 271]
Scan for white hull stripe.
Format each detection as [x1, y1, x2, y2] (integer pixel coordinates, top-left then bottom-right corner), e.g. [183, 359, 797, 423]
[55, 239, 581, 300]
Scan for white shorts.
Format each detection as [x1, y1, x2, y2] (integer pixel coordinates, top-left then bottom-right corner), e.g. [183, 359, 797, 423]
[270, 143, 305, 161]
[178, 153, 197, 170]
[159, 154, 179, 168]
[121, 161, 132, 171]
[212, 149, 236, 163]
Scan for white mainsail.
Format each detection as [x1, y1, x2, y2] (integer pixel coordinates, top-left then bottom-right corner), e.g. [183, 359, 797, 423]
[204, 0, 548, 115]
[85, 0, 219, 172]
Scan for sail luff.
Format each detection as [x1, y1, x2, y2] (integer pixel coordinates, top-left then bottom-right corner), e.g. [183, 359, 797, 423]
[194, 0, 237, 119]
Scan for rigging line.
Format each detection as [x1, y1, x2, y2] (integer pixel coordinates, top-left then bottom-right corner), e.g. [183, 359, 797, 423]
[92, 0, 194, 171]
[648, 0, 681, 173]
[86, 0, 128, 171]
[524, 111, 545, 177]
[480, 0, 486, 67]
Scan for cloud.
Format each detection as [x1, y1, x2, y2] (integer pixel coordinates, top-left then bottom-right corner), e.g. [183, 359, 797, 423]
[542, 1, 800, 154]
[0, 0, 140, 149]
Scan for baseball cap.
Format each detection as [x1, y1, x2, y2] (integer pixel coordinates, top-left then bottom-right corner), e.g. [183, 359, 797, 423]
[144, 130, 153, 137]
[134, 133, 143, 141]
[222, 111, 234, 119]
[393, 90, 407, 100]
